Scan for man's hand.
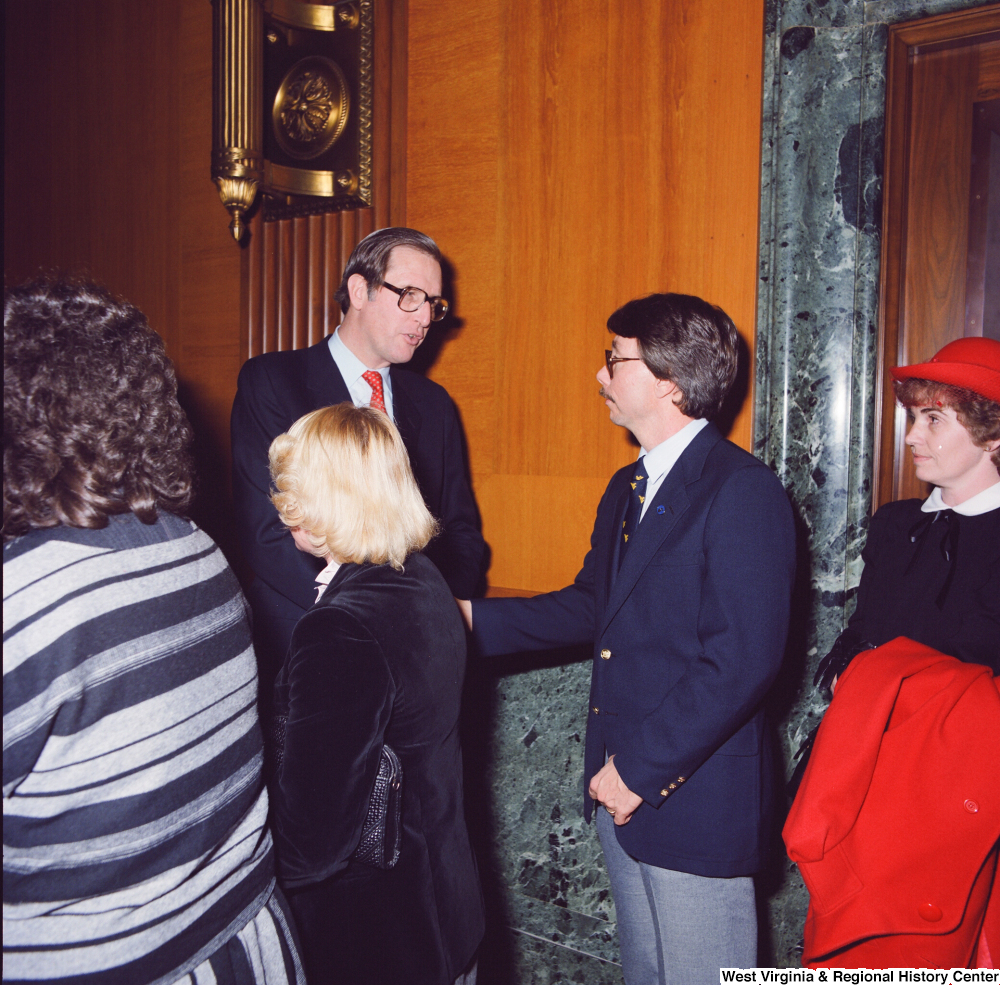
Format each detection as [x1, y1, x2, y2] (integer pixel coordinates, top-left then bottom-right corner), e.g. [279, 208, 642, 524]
[588, 755, 643, 826]
[455, 598, 472, 630]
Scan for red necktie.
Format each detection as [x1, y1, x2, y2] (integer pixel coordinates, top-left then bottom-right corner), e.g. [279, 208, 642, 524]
[362, 370, 386, 413]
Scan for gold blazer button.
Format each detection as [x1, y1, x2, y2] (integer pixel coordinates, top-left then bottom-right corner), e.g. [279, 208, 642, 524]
[600, 649, 611, 660]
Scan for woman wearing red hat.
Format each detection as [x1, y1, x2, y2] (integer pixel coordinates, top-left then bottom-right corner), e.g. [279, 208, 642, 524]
[817, 336, 1000, 683]
[785, 337, 1000, 971]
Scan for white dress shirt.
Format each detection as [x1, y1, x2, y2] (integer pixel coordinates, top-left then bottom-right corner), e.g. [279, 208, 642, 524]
[921, 480, 1000, 517]
[637, 418, 710, 522]
[327, 327, 394, 420]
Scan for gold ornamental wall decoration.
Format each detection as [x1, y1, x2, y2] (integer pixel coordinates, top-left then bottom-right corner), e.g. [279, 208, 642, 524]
[262, 0, 372, 220]
[272, 56, 349, 160]
[211, 0, 264, 242]
[211, 0, 373, 242]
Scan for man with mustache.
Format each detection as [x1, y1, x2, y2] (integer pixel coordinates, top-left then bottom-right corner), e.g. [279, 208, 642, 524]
[462, 292, 796, 985]
[232, 227, 486, 698]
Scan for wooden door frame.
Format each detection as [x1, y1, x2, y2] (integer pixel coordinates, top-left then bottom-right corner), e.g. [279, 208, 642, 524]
[874, 3, 1000, 510]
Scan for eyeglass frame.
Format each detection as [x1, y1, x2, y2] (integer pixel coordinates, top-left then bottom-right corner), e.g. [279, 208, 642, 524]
[604, 349, 644, 379]
[381, 281, 449, 322]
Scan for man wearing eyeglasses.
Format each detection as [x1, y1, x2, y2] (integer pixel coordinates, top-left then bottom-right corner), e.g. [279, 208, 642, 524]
[232, 227, 487, 698]
[461, 293, 796, 985]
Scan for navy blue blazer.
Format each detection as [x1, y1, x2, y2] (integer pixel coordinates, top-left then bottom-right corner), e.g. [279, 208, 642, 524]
[231, 340, 486, 681]
[472, 423, 796, 877]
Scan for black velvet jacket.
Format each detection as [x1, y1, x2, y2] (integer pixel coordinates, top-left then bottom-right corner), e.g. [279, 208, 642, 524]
[268, 553, 484, 985]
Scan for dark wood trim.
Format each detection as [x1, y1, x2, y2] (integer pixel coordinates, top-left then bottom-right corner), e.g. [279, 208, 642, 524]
[874, 27, 914, 510]
[874, 3, 1000, 510]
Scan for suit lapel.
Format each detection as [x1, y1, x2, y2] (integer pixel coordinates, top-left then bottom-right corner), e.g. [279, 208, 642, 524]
[305, 339, 351, 408]
[389, 368, 422, 453]
[605, 482, 630, 602]
[602, 475, 691, 633]
[600, 423, 722, 634]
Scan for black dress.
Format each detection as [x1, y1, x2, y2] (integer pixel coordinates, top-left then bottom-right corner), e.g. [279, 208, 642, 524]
[836, 498, 999, 673]
[268, 553, 484, 985]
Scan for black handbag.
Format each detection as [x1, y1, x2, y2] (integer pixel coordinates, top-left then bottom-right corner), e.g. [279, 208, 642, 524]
[268, 705, 403, 870]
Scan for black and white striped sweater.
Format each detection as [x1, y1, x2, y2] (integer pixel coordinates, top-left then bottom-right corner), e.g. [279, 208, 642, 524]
[3, 512, 277, 985]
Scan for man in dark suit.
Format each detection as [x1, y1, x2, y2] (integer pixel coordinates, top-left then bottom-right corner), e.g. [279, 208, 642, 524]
[232, 227, 486, 695]
[462, 294, 796, 985]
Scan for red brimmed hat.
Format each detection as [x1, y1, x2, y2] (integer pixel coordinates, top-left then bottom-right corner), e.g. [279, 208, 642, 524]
[890, 337, 1000, 404]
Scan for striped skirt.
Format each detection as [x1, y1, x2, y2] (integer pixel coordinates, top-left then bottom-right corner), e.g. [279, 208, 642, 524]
[169, 888, 304, 985]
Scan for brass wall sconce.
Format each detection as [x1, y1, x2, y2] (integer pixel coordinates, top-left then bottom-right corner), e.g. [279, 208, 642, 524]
[212, 0, 263, 242]
[212, 0, 373, 242]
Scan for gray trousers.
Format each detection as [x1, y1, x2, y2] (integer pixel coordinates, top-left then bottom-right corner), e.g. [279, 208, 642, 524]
[596, 807, 757, 985]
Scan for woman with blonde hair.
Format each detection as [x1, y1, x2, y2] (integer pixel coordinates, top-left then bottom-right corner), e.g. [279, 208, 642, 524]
[266, 403, 483, 985]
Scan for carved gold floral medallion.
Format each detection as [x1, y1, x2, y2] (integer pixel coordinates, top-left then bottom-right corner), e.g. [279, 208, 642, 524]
[272, 55, 349, 160]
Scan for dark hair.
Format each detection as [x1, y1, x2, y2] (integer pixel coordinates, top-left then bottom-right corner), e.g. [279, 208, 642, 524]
[334, 227, 442, 314]
[893, 377, 1000, 473]
[4, 277, 195, 540]
[607, 293, 739, 419]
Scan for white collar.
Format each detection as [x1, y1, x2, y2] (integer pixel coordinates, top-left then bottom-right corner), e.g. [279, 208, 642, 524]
[314, 558, 342, 602]
[640, 418, 709, 484]
[921, 480, 1000, 517]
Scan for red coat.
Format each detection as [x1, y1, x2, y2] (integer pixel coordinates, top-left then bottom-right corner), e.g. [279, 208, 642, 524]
[783, 637, 1000, 968]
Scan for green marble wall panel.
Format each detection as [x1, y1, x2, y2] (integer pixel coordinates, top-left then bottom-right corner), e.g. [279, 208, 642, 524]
[465, 654, 624, 983]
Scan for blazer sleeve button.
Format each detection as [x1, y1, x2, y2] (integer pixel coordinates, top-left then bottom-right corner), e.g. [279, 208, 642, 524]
[918, 903, 943, 922]
[592, 706, 600, 714]
[600, 649, 611, 660]
[660, 789, 669, 797]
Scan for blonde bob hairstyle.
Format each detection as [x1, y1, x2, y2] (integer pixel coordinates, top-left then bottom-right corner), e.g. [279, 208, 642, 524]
[269, 403, 438, 570]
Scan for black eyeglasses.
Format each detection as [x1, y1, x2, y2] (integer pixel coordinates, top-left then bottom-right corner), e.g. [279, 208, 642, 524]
[382, 281, 449, 322]
[605, 350, 643, 378]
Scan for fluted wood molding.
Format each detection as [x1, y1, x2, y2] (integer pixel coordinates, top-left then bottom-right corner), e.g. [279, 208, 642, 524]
[240, 0, 403, 361]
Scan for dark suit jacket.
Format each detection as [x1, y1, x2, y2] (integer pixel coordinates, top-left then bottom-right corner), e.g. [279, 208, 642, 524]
[269, 553, 484, 985]
[231, 339, 486, 682]
[472, 423, 796, 877]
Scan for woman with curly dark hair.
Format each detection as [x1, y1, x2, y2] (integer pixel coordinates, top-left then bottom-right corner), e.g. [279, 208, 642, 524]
[3, 279, 303, 985]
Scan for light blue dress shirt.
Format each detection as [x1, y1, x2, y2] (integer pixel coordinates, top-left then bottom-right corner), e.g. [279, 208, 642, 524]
[327, 327, 394, 421]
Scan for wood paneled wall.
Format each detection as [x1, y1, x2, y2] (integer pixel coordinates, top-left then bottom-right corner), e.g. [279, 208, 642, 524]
[4, 0, 245, 560]
[406, 0, 766, 592]
[6, 0, 766, 595]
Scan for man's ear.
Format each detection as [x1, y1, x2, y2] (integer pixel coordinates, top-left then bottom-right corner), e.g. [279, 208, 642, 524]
[347, 273, 371, 311]
[653, 376, 683, 403]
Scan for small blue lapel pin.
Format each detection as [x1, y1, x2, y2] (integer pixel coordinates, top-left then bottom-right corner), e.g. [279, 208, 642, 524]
[656, 505, 666, 515]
